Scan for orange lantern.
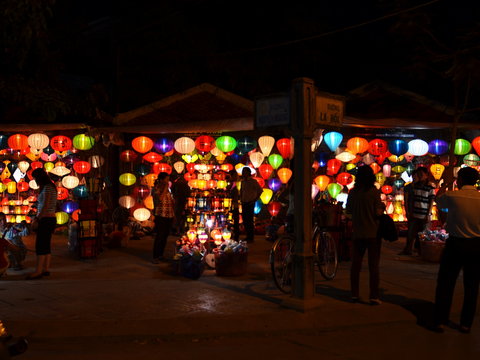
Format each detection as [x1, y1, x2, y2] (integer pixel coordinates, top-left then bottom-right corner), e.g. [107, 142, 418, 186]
[50, 135, 72, 152]
[73, 161, 91, 174]
[314, 175, 330, 191]
[277, 168, 293, 184]
[253, 177, 265, 188]
[346, 137, 369, 154]
[152, 162, 172, 175]
[8, 134, 29, 150]
[370, 162, 381, 174]
[430, 164, 445, 180]
[132, 136, 154, 153]
[276, 138, 291, 159]
[57, 186, 69, 200]
[143, 173, 158, 187]
[326, 159, 342, 175]
[143, 152, 162, 163]
[184, 172, 196, 182]
[143, 195, 154, 210]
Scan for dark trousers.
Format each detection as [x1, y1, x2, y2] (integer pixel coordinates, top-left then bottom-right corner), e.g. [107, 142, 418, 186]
[405, 217, 427, 253]
[351, 237, 382, 299]
[153, 216, 173, 259]
[241, 202, 255, 242]
[434, 237, 480, 328]
[231, 208, 240, 241]
[36, 217, 57, 255]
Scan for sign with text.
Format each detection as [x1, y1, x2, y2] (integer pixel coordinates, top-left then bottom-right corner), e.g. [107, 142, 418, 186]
[255, 94, 290, 128]
[315, 92, 345, 127]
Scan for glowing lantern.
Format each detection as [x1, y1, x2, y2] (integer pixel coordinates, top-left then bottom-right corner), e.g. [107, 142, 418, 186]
[324, 132, 343, 152]
[326, 159, 342, 175]
[382, 164, 391, 177]
[154, 138, 174, 153]
[133, 208, 151, 222]
[267, 178, 282, 192]
[17, 181, 29, 192]
[173, 161, 185, 174]
[192, 135, 214, 153]
[120, 150, 138, 162]
[408, 139, 429, 156]
[388, 154, 404, 163]
[216, 180, 228, 189]
[253, 177, 265, 188]
[49, 165, 70, 177]
[41, 152, 57, 162]
[132, 136, 154, 153]
[327, 183, 342, 199]
[56, 186, 68, 200]
[72, 210, 80, 222]
[249, 152, 265, 168]
[119, 173, 136, 186]
[56, 212, 69, 225]
[277, 168, 293, 184]
[268, 154, 283, 169]
[73, 161, 91, 174]
[404, 153, 415, 162]
[336, 172, 353, 186]
[268, 201, 282, 217]
[119, 195, 136, 209]
[276, 138, 291, 159]
[388, 140, 408, 156]
[314, 175, 330, 191]
[186, 163, 196, 174]
[463, 154, 480, 166]
[368, 139, 388, 155]
[336, 151, 356, 162]
[430, 164, 445, 180]
[8, 134, 28, 150]
[182, 154, 198, 163]
[375, 172, 386, 186]
[62, 201, 79, 214]
[152, 163, 172, 175]
[392, 165, 406, 174]
[50, 135, 72, 152]
[220, 164, 233, 172]
[393, 179, 405, 189]
[428, 139, 448, 155]
[142, 152, 162, 163]
[260, 188, 273, 204]
[73, 134, 95, 150]
[236, 136, 257, 154]
[7, 181, 16, 194]
[88, 155, 104, 168]
[311, 184, 320, 200]
[454, 139, 471, 155]
[346, 137, 369, 154]
[381, 185, 393, 194]
[222, 229, 232, 241]
[370, 163, 381, 174]
[44, 162, 54, 172]
[62, 175, 79, 189]
[258, 136, 275, 156]
[472, 136, 480, 155]
[215, 136, 237, 153]
[28, 133, 49, 152]
[16, 161, 29, 173]
[73, 185, 88, 198]
[258, 164, 274, 179]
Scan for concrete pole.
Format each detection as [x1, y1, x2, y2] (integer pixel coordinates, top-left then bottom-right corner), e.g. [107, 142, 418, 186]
[290, 78, 316, 301]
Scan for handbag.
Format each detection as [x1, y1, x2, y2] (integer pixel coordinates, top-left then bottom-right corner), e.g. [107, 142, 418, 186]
[377, 214, 398, 242]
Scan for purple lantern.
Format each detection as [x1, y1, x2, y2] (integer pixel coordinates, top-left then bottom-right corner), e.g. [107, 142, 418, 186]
[268, 178, 282, 192]
[154, 138, 174, 153]
[428, 139, 449, 155]
[388, 140, 408, 156]
[62, 201, 79, 214]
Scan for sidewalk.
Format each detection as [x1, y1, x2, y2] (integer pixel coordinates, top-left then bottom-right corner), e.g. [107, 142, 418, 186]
[1, 232, 479, 359]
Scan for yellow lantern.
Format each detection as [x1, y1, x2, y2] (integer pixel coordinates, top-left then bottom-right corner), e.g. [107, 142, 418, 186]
[345, 163, 356, 171]
[197, 179, 207, 190]
[133, 207, 151, 222]
[222, 228, 232, 241]
[258, 136, 275, 157]
[7, 181, 16, 194]
[187, 229, 197, 242]
[277, 168, 292, 184]
[143, 173, 157, 187]
[392, 165, 405, 174]
[430, 164, 445, 180]
[0, 183, 6, 192]
[216, 180, 228, 189]
[44, 162, 54, 172]
[314, 175, 330, 191]
[119, 173, 136, 186]
[56, 211, 69, 225]
[235, 163, 245, 175]
[375, 172, 386, 186]
[388, 154, 404, 163]
[260, 188, 273, 204]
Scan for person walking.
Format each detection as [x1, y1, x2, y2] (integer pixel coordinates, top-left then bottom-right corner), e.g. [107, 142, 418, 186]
[346, 165, 386, 305]
[400, 166, 435, 255]
[152, 172, 175, 263]
[431, 167, 480, 334]
[227, 169, 240, 241]
[239, 167, 263, 243]
[26, 168, 57, 280]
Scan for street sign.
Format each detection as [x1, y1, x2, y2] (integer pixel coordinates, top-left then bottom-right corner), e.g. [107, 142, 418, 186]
[315, 92, 345, 127]
[255, 94, 290, 128]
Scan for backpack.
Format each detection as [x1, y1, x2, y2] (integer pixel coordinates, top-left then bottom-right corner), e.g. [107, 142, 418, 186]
[377, 214, 398, 242]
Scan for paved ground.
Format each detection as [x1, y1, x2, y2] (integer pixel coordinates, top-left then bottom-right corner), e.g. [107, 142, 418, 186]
[1, 231, 479, 359]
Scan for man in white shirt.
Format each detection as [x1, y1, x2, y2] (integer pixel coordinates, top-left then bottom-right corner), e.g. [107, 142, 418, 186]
[432, 166, 480, 334]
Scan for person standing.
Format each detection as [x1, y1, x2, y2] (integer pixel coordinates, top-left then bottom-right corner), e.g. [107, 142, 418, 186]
[239, 167, 263, 243]
[400, 167, 435, 255]
[152, 172, 175, 263]
[432, 167, 480, 333]
[171, 174, 190, 236]
[227, 169, 240, 241]
[26, 168, 57, 280]
[346, 165, 386, 305]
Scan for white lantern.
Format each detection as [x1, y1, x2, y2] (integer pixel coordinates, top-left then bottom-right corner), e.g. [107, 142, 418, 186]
[62, 175, 79, 189]
[210, 147, 223, 156]
[311, 184, 319, 200]
[88, 155, 105, 168]
[28, 133, 49, 151]
[258, 136, 275, 157]
[408, 139, 429, 156]
[133, 207, 151, 222]
[173, 161, 185, 174]
[401, 171, 413, 184]
[118, 195, 136, 209]
[174, 137, 195, 154]
[336, 151, 356, 162]
[249, 152, 265, 168]
[17, 161, 30, 173]
[29, 180, 39, 190]
[336, 193, 348, 208]
[50, 166, 71, 177]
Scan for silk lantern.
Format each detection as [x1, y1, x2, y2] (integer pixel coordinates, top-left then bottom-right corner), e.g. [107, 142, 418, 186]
[314, 175, 330, 191]
[41, 152, 57, 162]
[393, 179, 405, 189]
[17, 181, 29, 192]
[388, 139, 408, 156]
[133, 208, 151, 222]
[472, 136, 480, 155]
[73, 185, 88, 198]
[120, 150, 138, 162]
[50, 166, 70, 177]
[276, 138, 291, 159]
[267, 178, 282, 192]
[428, 139, 449, 155]
[370, 163, 381, 174]
[430, 164, 445, 180]
[215, 136, 237, 153]
[382, 164, 392, 177]
[73, 161, 91, 174]
[326, 159, 342, 175]
[336, 151, 356, 162]
[143, 174, 157, 187]
[336, 172, 353, 186]
[132, 136, 154, 153]
[143, 152, 162, 163]
[119, 195, 136, 209]
[50, 135, 72, 152]
[454, 139, 471, 155]
[56, 212, 69, 225]
[381, 185, 393, 194]
[408, 139, 429, 156]
[73, 134, 95, 150]
[17, 161, 29, 173]
[368, 139, 388, 156]
[195, 135, 215, 153]
[62, 201, 79, 214]
[268, 201, 282, 217]
[134, 164, 150, 176]
[324, 132, 343, 152]
[258, 164, 274, 180]
[236, 136, 257, 155]
[260, 188, 273, 204]
[463, 154, 480, 166]
[28, 133, 49, 152]
[277, 168, 292, 184]
[249, 152, 265, 168]
[346, 137, 369, 154]
[119, 173, 136, 186]
[8, 134, 28, 150]
[44, 162, 54, 172]
[62, 175, 79, 189]
[392, 165, 406, 174]
[327, 183, 342, 199]
[312, 184, 320, 200]
[173, 161, 185, 174]
[375, 172, 386, 186]
[258, 136, 275, 156]
[56, 186, 68, 200]
[89, 155, 105, 168]
[268, 154, 283, 170]
[154, 138, 174, 153]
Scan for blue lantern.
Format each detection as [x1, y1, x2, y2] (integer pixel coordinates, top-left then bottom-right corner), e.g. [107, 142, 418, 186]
[0, 135, 8, 150]
[73, 185, 88, 198]
[388, 140, 408, 156]
[154, 138, 174, 153]
[254, 200, 263, 215]
[314, 152, 328, 167]
[405, 162, 415, 175]
[62, 201, 79, 214]
[236, 136, 257, 155]
[267, 178, 282, 192]
[228, 153, 242, 165]
[134, 163, 150, 176]
[324, 132, 343, 152]
[428, 139, 449, 155]
[393, 179, 405, 189]
[63, 154, 80, 166]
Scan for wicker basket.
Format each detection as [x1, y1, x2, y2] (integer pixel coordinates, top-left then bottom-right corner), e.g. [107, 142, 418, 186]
[420, 240, 445, 263]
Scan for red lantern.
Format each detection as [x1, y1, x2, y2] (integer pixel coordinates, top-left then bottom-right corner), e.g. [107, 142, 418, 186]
[186, 163, 196, 174]
[214, 171, 227, 180]
[381, 185, 393, 194]
[120, 150, 138, 162]
[133, 185, 150, 199]
[258, 164, 274, 180]
[31, 161, 43, 170]
[326, 159, 342, 175]
[347, 137, 369, 154]
[72, 209, 80, 222]
[376, 152, 390, 165]
[368, 139, 388, 156]
[253, 177, 265, 188]
[132, 136, 154, 153]
[336, 172, 353, 186]
[57, 187, 69, 200]
[206, 180, 217, 189]
[17, 181, 29, 192]
[472, 136, 480, 155]
[276, 138, 291, 159]
[184, 172, 196, 182]
[73, 161, 91, 174]
[143, 152, 163, 163]
[195, 135, 215, 153]
[8, 134, 29, 150]
[50, 135, 72, 152]
[152, 162, 172, 175]
[268, 201, 282, 217]
[220, 164, 233, 172]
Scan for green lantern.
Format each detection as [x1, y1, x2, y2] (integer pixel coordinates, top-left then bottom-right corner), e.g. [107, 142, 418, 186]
[73, 134, 95, 150]
[268, 154, 283, 169]
[327, 183, 342, 199]
[119, 173, 136, 186]
[392, 165, 405, 174]
[454, 139, 471, 155]
[215, 136, 237, 153]
[56, 211, 69, 225]
[464, 153, 480, 167]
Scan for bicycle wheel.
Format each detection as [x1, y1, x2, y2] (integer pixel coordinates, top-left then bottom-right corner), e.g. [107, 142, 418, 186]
[270, 234, 295, 293]
[314, 229, 338, 280]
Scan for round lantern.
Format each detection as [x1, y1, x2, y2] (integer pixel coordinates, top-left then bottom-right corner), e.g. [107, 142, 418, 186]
[88, 155, 105, 168]
[132, 136, 154, 153]
[472, 136, 480, 155]
[120, 150, 138, 162]
[368, 139, 388, 155]
[454, 139, 471, 155]
[174, 137, 195, 154]
[133, 185, 150, 199]
[323, 132, 342, 153]
[62, 201, 79, 214]
[236, 136, 257, 155]
[260, 188, 273, 204]
[430, 164, 445, 180]
[267, 178, 282, 192]
[388, 139, 408, 156]
[119, 195, 136, 209]
[268, 154, 283, 170]
[346, 137, 369, 154]
[56, 211, 69, 225]
[17, 181, 29, 192]
[336, 151, 356, 162]
[186, 163, 196, 174]
[173, 161, 185, 174]
[54, 186, 67, 200]
[143, 152, 162, 163]
[143, 195, 154, 210]
[258, 136, 275, 156]
[195, 135, 215, 153]
[326, 158, 342, 175]
[428, 139, 449, 155]
[28, 133, 49, 151]
[73, 161, 91, 174]
[119, 173, 136, 186]
[314, 175, 330, 191]
[50, 135, 72, 152]
[62, 175, 79, 189]
[336, 172, 353, 186]
[463, 154, 480, 167]
[8, 134, 28, 150]
[154, 137, 174, 153]
[258, 164, 274, 180]
[276, 138, 291, 159]
[327, 183, 342, 199]
[73, 185, 88, 198]
[268, 201, 282, 217]
[73, 134, 95, 150]
[43, 162, 54, 172]
[277, 168, 293, 184]
[249, 152, 265, 169]
[381, 185, 393, 194]
[133, 208, 151, 222]
[215, 136, 237, 153]
[152, 163, 172, 175]
[134, 163, 150, 176]
[408, 139, 429, 156]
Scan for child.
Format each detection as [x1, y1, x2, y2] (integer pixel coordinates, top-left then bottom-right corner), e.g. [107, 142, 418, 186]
[5, 221, 29, 270]
[0, 214, 24, 276]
